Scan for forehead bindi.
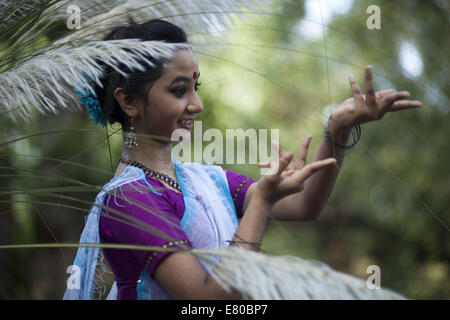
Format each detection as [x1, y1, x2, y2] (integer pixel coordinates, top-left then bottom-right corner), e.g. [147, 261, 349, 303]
[165, 50, 199, 81]
[167, 71, 201, 86]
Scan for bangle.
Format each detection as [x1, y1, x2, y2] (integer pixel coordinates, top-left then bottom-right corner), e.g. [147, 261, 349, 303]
[226, 233, 264, 253]
[323, 114, 361, 154]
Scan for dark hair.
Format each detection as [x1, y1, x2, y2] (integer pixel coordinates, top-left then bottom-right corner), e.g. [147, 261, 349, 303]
[93, 19, 189, 127]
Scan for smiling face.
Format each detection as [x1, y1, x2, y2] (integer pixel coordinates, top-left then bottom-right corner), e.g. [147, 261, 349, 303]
[135, 48, 203, 142]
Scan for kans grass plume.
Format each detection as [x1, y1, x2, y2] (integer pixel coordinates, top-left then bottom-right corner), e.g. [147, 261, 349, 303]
[0, 0, 409, 300]
[0, 40, 189, 121]
[195, 246, 407, 300]
[0, 0, 273, 122]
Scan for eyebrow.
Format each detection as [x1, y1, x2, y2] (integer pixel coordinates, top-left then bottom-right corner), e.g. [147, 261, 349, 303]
[169, 72, 200, 85]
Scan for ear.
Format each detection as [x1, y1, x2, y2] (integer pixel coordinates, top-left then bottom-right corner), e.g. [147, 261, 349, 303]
[113, 87, 142, 118]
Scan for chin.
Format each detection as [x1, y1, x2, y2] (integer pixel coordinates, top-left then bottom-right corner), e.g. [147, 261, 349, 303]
[171, 127, 191, 143]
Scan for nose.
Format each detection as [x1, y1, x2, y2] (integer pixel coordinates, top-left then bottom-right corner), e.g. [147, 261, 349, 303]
[187, 95, 203, 114]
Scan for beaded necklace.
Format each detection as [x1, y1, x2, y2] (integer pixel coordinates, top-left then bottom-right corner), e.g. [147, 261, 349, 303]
[119, 157, 182, 193]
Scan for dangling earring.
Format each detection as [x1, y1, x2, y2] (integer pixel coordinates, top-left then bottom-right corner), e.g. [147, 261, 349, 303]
[124, 117, 138, 149]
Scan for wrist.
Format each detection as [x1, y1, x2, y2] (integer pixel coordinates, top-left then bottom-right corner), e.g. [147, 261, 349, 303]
[324, 113, 359, 151]
[328, 113, 352, 143]
[251, 189, 275, 209]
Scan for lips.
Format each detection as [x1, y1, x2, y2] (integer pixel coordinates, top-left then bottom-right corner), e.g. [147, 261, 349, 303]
[177, 119, 193, 130]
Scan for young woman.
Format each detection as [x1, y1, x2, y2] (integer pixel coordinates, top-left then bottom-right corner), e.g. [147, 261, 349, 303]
[64, 19, 422, 300]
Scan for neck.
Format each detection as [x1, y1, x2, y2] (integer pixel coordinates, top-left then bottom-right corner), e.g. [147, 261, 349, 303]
[121, 136, 176, 175]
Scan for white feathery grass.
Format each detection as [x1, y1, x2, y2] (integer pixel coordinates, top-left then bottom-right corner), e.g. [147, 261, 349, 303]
[0, 0, 45, 16]
[53, 0, 275, 45]
[43, 0, 126, 22]
[0, 1, 415, 300]
[0, 1, 32, 16]
[0, 0, 52, 29]
[194, 246, 407, 300]
[0, 39, 189, 122]
[1, 0, 277, 122]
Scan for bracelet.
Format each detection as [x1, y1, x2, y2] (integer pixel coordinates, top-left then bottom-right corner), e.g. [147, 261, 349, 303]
[226, 233, 264, 253]
[323, 114, 361, 154]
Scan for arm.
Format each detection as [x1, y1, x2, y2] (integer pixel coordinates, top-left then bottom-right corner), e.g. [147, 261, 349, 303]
[154, 190, 272, 299]
[265, 122, 350, 221]
[243, 124, 349, 221]
[102, 180, 265, 300]
[155, 143, 331, 299]
[244, 66, 422, 221]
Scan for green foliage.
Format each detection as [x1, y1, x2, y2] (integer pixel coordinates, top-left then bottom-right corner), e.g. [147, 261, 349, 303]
[0, 0, 448, 299]
[199, 0, 449, 299]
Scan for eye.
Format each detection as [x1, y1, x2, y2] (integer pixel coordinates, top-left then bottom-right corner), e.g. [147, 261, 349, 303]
[170, 86, 186, 98]
[170, 82, 202, 98]
[195, 81, 202, 92]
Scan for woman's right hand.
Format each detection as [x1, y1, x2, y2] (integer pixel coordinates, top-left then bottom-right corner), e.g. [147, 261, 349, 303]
[255, 136, 337, 205]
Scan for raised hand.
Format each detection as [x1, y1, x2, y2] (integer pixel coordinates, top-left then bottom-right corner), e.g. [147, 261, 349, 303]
[255, 137, 336, 204]
[329, 66, 423, 135]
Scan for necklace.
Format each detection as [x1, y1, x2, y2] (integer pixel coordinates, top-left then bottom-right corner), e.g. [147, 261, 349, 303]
[119, 157, 182, 193]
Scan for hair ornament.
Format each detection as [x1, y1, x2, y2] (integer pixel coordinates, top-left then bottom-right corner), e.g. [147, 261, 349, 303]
[73, 72, 113, 128]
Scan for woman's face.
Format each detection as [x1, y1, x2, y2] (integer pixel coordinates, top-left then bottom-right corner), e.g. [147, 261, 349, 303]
[137, 48, 203, 142]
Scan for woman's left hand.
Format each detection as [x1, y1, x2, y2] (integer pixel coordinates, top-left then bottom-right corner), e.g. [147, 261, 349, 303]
[280, 66, 422, 174]
[328, 65, 423, 136]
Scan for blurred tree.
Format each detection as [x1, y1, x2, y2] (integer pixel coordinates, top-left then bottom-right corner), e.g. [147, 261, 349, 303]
[199, 0, 449, 299]
[0, 0, 448, 299]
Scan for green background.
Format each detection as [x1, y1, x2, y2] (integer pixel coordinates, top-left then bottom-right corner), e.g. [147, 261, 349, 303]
[0, 0, 448, 299]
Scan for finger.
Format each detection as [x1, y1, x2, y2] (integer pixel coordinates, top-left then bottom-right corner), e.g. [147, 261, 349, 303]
[364, 66, 377, 108]
[348, 74, 365, 107]
[271, 139, 285, 163]
[263, 148, 293, 177]
[272, 139, 293, 171]
[375, 89, 396, 101]
[293, 158, 336, 183]
[388, 100, 422, 112]
[264, 140, 285, 177]
[294, 134, 312, 168]
[380, 91, 410, 110]
[272, 139, 281, 155]
[257, 162, 271, 168]
[277, 150, 293, 175]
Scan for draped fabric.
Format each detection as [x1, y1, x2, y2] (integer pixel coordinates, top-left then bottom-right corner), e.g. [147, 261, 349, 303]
[64, 157, 239, 300]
